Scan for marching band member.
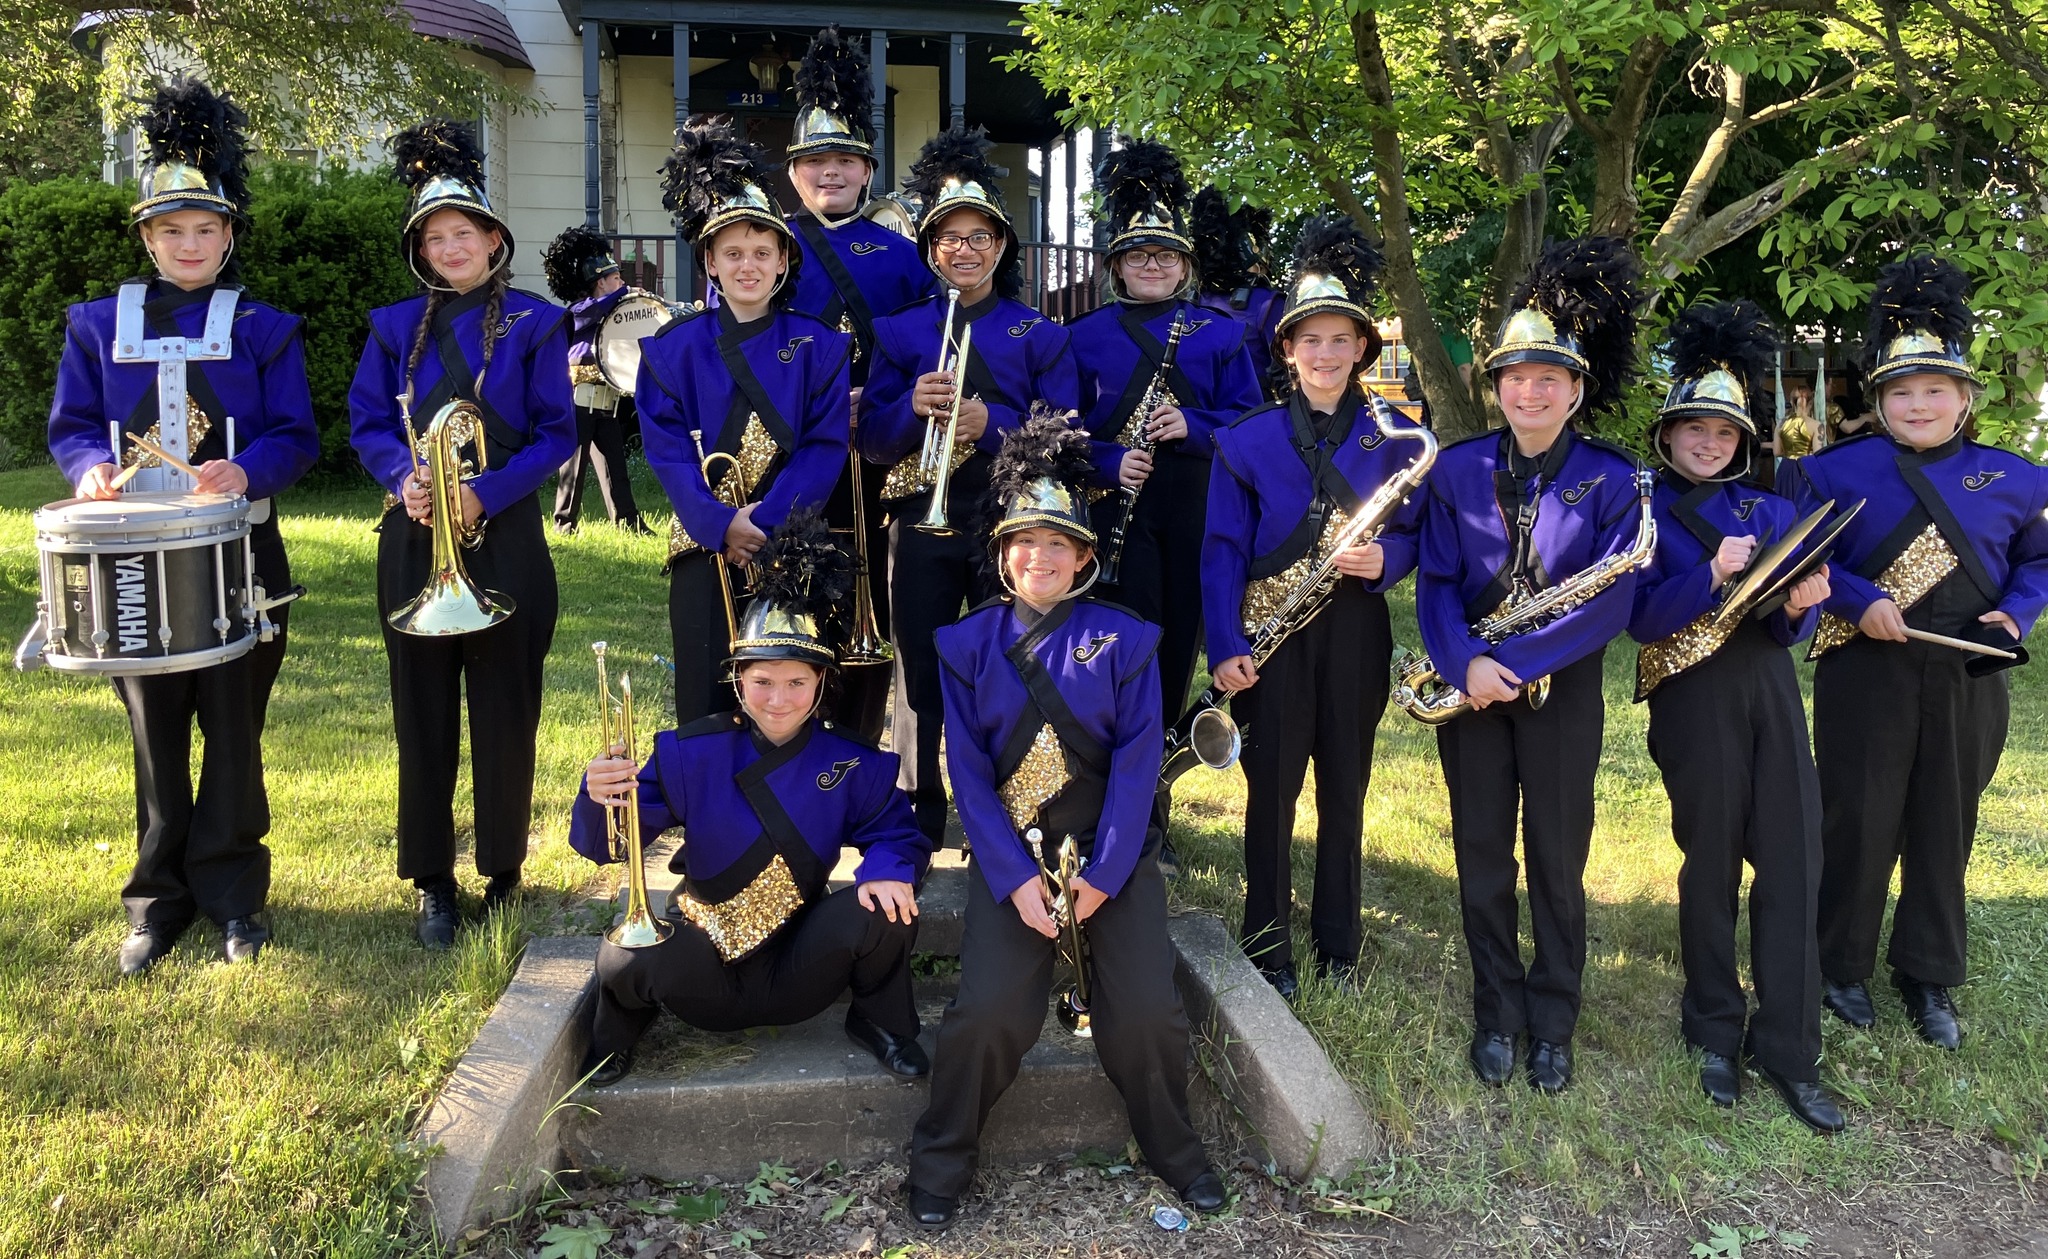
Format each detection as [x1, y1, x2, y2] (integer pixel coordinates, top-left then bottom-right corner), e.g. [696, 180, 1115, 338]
[48, 79, 319, 975]
[862, 124, 1081, 846]
[1780, 257, 2048, 1050]
[542, 225, 648, 535]
[573, 511, 932, 1087]
[1629, 302, 1843, 1131]
[1202, 216, 1422, 997]
[1415, 237, 1646, 1093]
[782, 26, 938, 742]
[904, 414, 1224, 1229]
[347, 119, 574, 948]
[1070, 142, 1262, 859]
[1191, 187, 1283, 398]
[637, 119, 851, 724]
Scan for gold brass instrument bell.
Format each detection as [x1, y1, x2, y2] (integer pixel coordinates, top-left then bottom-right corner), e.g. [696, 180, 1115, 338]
[595, 642, 672, 950]
[690, 427, 744, 651]
[1031, 827, 1093, 1038]
[840, 405, 893, 666]
[915, 288, 975, 536]
[387, 395, 515, 636]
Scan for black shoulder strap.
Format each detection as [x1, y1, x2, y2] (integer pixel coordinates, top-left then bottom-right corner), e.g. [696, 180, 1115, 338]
[1109, 305, 1197, 433]
[425, 293, 529, 458]
[1898, 456, 2001, 603]
[733, 723, 830, 897]
[714, 315, 797, 454]
[794, 217, 877, 355]
[1672, 478, 1726, 554]
[994, 601, 1112, 782]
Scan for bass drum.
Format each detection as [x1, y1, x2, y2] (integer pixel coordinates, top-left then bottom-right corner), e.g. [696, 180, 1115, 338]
[19, 492, 256, 676]
[597, 289, 690, 393]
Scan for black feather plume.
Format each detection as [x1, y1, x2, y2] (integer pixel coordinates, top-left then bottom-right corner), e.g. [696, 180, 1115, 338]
[540, 225, 616, 303]
[1506, 236, 1645, 411]
[1291, 212, 1385, 306]
[1096, 140, 1190, 234]
[904, 124, 1020, 298]
[392, 119, 487, 194]
[1666, 300, 1777, 415]
[136, 77, 249, 212]
[793, 25, 874, 143]
[749, 507, 857, 632]
[1865, 255, 1975, 358]
[1191, 188, 1242, 290]
[662, 117, 775, 240]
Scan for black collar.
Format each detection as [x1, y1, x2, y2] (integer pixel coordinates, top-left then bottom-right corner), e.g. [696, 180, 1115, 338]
[1498, 425, 1576, 483]
[960, 289, 1003, 321]
[1117, 298, 1178, 322]
[433, 283, 493, 332]
[1891, 427, 1968, 465]
[745, 714, 817, 760]
[716, 302, 776, 342]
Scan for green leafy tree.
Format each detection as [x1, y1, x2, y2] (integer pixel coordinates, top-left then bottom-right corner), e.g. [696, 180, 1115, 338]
[1018, 0, 2048, 445]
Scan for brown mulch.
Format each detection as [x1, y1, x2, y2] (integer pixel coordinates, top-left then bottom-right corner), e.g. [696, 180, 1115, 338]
[475, 1132, 2047, 1259]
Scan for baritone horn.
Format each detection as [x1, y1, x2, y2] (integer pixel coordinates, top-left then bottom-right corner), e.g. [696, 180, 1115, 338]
[915, 320, 975, 536]
[690, 428, 742, 651]
[387, 396, 515, 636]
[596, 651, 672, 950]
[840, 406, 893, 666]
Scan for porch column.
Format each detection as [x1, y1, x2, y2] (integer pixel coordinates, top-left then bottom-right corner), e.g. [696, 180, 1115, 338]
[1089, 128, 1111, 248]
[869, 29, 889, 186]
[583, 21, 601, 228]
[949, 33, 966, 127]
[674, 22, 693, 302]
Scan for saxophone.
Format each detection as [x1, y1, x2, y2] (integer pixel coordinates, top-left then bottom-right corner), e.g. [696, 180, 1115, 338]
[1391, 467, 1657, 726]
[1159, 395, 1436, 788]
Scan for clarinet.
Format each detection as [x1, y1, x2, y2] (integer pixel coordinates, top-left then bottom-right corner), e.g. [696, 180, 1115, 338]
[1099, 312, 1187, 586]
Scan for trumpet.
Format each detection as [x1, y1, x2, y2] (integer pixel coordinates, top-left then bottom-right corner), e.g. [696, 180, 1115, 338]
[1160, 396, 1435, 788]
[914, 320, 975, 536]
[1391, 467, 1659, 725]
[596, 648, 672, 950]
[691, 428, 743, 651]
[1032, 827, 1093, 1038]
[387, 397, 515, 637]
[918, 286, 963, 475]
[840, 407, 893, 666]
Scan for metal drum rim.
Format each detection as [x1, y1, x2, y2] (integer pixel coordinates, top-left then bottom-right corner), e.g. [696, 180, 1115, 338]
[39, 636, 256, 676]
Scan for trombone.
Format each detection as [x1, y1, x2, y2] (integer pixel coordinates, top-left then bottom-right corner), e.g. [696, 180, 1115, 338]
[915, 319, 975, 536]
[1031, 827, 1093, 1038]
[690, 428, 742, 651]
[595, 644, 672, 950]
[841, 406, 893, 665]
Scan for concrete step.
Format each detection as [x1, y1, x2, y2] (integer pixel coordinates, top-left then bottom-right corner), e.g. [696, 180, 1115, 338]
[632, 839, 973, 958]
[562, 981, 1131, 1185]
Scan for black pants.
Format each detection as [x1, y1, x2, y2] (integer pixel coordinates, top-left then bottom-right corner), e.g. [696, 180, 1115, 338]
[1647, 628, 1822, 1080]
[827, 454, 893, 744]
[1813, 574, 2008, 989]
[553, 403, 641, 529]
[115, 525, 290, 931]
[888, 509, 994, 844]
[668, 551, 744, 726]
[589, 885, 919, 1056]
[1436, 647, 1606, 1045]
[1099, 450, 1209, 729]
[377, 495, 558, 884]
[1233, 580, 1391, 971]
[909, 850, 1207, 1199]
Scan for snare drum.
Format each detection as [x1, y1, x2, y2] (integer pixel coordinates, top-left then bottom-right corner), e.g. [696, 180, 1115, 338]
[19, 493, 258, 676]
[597, 289, 687, 393]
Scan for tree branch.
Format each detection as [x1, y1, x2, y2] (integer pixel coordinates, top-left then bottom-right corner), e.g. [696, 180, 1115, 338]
[1551, 54, 1605, 140]
[1919, 0, 2048, 92]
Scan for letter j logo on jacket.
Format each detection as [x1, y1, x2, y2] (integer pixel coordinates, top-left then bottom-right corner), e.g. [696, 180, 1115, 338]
[1072, 633, 1118, 665]
[816, 758, 859, 791]
[1560, 474, 1607, 506]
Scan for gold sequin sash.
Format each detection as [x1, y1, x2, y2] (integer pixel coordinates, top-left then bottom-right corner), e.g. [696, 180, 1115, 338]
[667, 413, 781, 561]
[1810, 523, 1960, 659]
[673, 852, 807, 963]
[1635, 607, 1741, 700]
[1240, 507, 1351, 638]
[122, 398, 211, 469]
[879, 428, 973, 500]
[998, 723, 1069, 833]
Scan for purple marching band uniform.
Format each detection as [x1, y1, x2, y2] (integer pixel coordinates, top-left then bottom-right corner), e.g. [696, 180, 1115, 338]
[635, 302, 851, 719]
[48, 79, 319, 971]
[1779, 427, 2048, 1020]
[862, 294, 1080, 846]
[1204, 389, 1423, 977]
[574, 710, 932, 1061]
[1190, 186, 1284, 399]
[550, 258, 646, 532]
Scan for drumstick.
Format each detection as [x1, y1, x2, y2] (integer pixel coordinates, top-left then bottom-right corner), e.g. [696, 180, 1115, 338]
[127, 433, 203, 481]
[108, 461, 145, 491]
[1900, 626, 2018, 659]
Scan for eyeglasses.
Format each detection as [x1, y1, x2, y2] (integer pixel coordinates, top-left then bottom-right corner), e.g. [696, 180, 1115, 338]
[934, 231, 1000, 253]
[1122, 250, 1185, 272]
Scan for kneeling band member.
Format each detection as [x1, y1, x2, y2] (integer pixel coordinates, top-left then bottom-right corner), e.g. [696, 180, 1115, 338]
[1413, 238, 1648, 1094]
[1780, 256, 2047, 1051]
[573, 510, 932, 1086]
[639, 119, 851, 724]
[904, 414, 1224, 1229]
[1202, 215, 1422, 997]
[1629, 301, 1844, 1132]
[48, 80, 319, 975]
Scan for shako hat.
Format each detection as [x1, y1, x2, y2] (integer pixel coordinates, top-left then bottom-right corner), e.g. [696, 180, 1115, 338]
[541, 225, 621, 303]
[728, 508, 855, 670]
[131, 77, 249, 226]
[1864, 254, 1979, 388]
[1486, 236, 1645, 414]
[988, 406, 1099, 547]
[1096, 139, 1194, 268]
[1276, 213, 1385, 351]
[392, 119, 513, 288]
[662, 117, 799, 297]
[788, 26, 875, 163]
[904, 124, 1021, 298]
[1657, 300, 1779, 481]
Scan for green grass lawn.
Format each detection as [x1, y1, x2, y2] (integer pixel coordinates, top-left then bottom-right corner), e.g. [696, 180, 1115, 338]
[1, 460, 2042, 1256]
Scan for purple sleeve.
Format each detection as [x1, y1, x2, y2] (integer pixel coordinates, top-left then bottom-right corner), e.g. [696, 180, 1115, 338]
[1995, 467, 2048, 638]
[848, 752, 933, 887]
[638, 350, 736, 553]
[48, 309, 115, 487]
[859, 323, 922, 466]
[238, 320, 319, 500]
[347, 319, 417, 496]
[1177, 334, 1262, 459]
[471, 312, 576, 518]
[1780, 457, 1885, 624]
[1629, 559, 1717, 644]
[1363, 483, 1424, 594]
[1201, 443, 1255, 664]
[1080, 636, 1163, 900]
[972, 328, 1079, 455]
[755, 333, 852, 532]
[940, 654, 1040, 905]
[1416, 487, 1489, 689]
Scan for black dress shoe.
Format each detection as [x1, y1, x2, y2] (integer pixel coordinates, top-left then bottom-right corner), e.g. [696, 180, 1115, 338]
[1257, 963, 1300, 1001]
[845, 1010, 931, 1078]
[1178, 1170, 1228, 1213]
[1748, 1060, 1846, 1133]
[482, 874, 521, 914]
[1894, 973, 1962, 1050]
[118, 925, 178, 978]
[1698, 1049, 1739, 1107]
[222, 916, 270, 964]
[580, 1046, 633, 1088]
[1314, 952, 1359, 985]
[1469, 1029, 1517, 1087]
[1822, 978, 1875, 1028]
[417, 888, 459, 950]
[905, 1184, 957, 1230]
[1527, 1039, 1573, 1094]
